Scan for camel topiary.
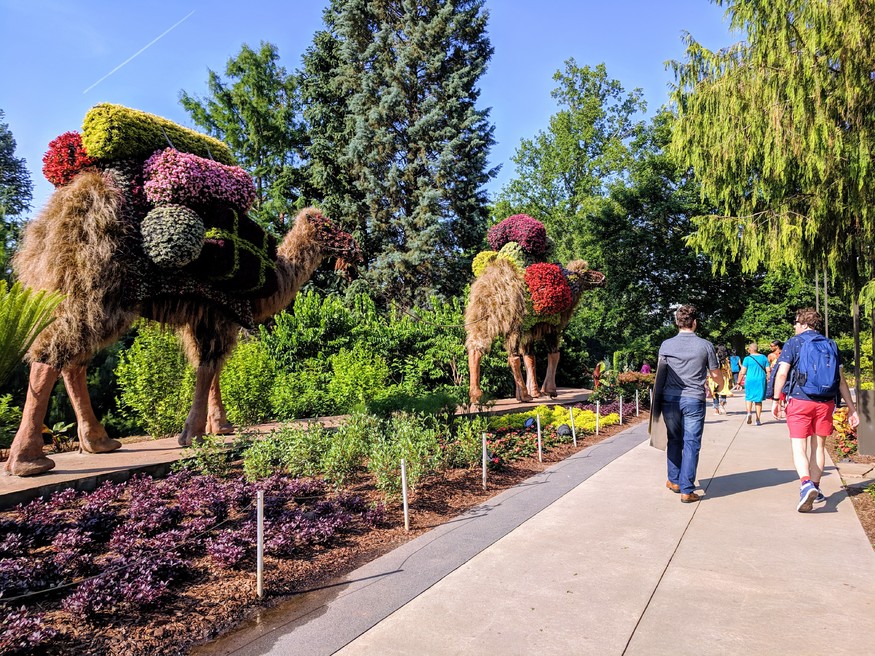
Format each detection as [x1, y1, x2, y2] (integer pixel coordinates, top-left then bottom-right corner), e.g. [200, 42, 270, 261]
[464, 214, 604, 405]
[5, 106, 358, 477]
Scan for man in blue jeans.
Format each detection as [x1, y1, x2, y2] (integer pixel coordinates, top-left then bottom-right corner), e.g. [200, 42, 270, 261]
[658, 305, 724, 503]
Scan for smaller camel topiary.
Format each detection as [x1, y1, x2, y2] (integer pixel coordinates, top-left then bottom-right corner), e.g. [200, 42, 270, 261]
[464, 214, 604, 404]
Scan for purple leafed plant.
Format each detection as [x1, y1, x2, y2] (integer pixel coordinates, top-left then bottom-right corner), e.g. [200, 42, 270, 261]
[0, 606, 58, 655]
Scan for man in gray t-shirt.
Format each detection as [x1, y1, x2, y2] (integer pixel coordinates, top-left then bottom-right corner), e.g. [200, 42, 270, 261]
[657, 305, 723, 503]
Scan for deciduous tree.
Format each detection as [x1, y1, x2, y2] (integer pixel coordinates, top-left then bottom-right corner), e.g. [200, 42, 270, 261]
[670, 0, 875, 386]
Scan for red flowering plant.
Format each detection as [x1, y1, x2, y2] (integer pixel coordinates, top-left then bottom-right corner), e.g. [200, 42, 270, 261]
[524, 263, 573, 315]
[487, 214, 548, 257]
[42, 132, 96, 186]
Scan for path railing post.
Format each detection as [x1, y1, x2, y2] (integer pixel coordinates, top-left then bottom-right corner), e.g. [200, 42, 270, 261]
[256, 489, 264, 599]
[400, 458, 410, 532]
[536, 413, 543, 462]
[596, 401, 600, 436]
[482, 432, 488, 490]
[569, 407, 577, 447]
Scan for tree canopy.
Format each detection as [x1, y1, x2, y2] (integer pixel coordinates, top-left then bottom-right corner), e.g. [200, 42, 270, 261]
[0, 110, 33, 279]
[302, 0, 497, 307]
[670, 0, 875, 305]
[494, 61, 646, 263]
[179, 42, 310, 233]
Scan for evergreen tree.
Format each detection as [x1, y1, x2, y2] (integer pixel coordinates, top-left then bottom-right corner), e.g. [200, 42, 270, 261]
[302, 0, 497, 306]
[179, 42, 309, 233]
[494, 61, 646, 263]
[0, 109, 33, 280]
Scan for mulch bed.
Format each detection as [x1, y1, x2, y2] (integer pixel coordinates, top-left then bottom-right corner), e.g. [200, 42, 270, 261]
[826, 433, 875, 549]
[8, 415, 647, 656]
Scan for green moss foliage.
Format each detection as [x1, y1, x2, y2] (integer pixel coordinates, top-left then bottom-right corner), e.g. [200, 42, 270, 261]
[81, 103, 235, 164]
[141, 205, 205, 268]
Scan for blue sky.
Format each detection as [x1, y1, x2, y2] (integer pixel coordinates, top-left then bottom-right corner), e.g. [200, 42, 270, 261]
[0, 0, 737, 217]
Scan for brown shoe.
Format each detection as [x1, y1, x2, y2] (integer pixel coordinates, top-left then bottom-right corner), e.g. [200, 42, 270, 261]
[665, 481, 680, 493]
[681, 492, 701, 503]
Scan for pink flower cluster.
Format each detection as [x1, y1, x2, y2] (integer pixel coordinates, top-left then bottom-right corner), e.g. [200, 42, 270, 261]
[143, 148, 255, 212]
[525, 262, 573, 315]
[487, 214, 548, 256]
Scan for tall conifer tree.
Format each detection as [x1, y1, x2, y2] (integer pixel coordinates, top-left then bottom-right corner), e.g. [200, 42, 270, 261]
[302, 0, 497, 306]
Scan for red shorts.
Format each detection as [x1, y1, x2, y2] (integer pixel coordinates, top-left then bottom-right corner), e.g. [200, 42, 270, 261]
[785, 398, 835, 439]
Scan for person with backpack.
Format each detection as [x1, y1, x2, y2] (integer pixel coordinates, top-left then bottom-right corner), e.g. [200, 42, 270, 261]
[771, 308, 859, 512]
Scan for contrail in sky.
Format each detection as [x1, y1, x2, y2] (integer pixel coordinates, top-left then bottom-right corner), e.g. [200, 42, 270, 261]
[83, 10, 196, 94]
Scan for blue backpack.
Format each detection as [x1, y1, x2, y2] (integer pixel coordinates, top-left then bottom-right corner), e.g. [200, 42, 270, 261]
[792, 332, 840, 399]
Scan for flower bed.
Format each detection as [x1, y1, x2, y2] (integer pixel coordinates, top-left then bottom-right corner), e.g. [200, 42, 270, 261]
[0, 470, 382, 654]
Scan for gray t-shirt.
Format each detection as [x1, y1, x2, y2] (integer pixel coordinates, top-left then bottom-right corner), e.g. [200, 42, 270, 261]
[658, 332, 718, 400]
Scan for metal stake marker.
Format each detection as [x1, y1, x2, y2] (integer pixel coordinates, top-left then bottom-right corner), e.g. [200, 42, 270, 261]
[569, 407, 577, 447]
[536, 414, 543, 462]
[482, 432, 488, 490]
[596, 401, 600, 435]
[400, 458, 410, 532]
[620, 396, 624, 425]
[636, 389, 640, 416]
[256, 490, 264, 599]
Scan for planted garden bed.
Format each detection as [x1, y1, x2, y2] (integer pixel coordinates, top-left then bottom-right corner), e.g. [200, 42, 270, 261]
[0, 400, 644, 655]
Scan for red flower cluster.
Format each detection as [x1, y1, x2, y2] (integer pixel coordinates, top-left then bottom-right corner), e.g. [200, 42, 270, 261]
[525, 263, 573, 315]
[42, 132, 96, 186]
[487, 214, 548, 256]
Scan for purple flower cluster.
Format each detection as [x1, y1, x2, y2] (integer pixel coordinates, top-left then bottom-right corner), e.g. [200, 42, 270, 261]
[143, 148, 256, 212]
[486, 214, 548, 256]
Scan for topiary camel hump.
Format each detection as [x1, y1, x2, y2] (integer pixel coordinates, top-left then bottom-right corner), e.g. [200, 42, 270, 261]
[5, 104, 360, 477]
[465, 214, 604, 405]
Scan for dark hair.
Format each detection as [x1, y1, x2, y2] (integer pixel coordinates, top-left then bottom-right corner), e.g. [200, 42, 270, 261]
[770, 340, 783, 349]
[795, 308, 823, 332]
[674, 304, 698, 329]
[715, 344, 729, 363]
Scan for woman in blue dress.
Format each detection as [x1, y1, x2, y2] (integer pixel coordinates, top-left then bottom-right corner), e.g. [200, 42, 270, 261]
[738, 343, 771, 425]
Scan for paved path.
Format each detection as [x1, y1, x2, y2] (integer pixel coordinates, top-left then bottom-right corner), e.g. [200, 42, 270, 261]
[200, 394, 875, 656]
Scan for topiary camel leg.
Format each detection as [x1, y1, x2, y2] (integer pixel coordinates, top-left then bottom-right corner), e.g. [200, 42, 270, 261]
[468, 348, 484, 405]
[179, 364, 216, 447]
[523, 354, 541, 398]
[206, 373, 234, 435]
[62, 366, 122, 454]
[541, 351, 561, 398]
[509, 354, 533, 403]
[5, 362, 59, 476]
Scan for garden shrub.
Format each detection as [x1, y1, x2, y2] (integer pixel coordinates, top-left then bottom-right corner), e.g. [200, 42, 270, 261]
[172, 434, 234, 478]
[367, 413, 443, 497]
[115, 322, 194, 437]
[0, 394, 22, 450]
[270, 362, 333, 420]
[327, 345, 390, 412]
[446, 414, 490, 468]
[320, 412, 380, 487]
[242, 423, 332, 481]
[220, 337, 276, 425]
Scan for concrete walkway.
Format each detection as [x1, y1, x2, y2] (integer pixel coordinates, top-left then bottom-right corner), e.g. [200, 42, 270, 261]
[201, 394, 875, 656]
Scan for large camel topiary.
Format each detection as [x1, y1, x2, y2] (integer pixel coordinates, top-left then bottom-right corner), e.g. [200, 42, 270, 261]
[5, 106, 358, 477]
[465, 250, 604, 405]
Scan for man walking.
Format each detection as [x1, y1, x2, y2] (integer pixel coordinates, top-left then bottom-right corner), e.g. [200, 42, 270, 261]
[771, 308, 859, 512]
[658, 305, 724, 503]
